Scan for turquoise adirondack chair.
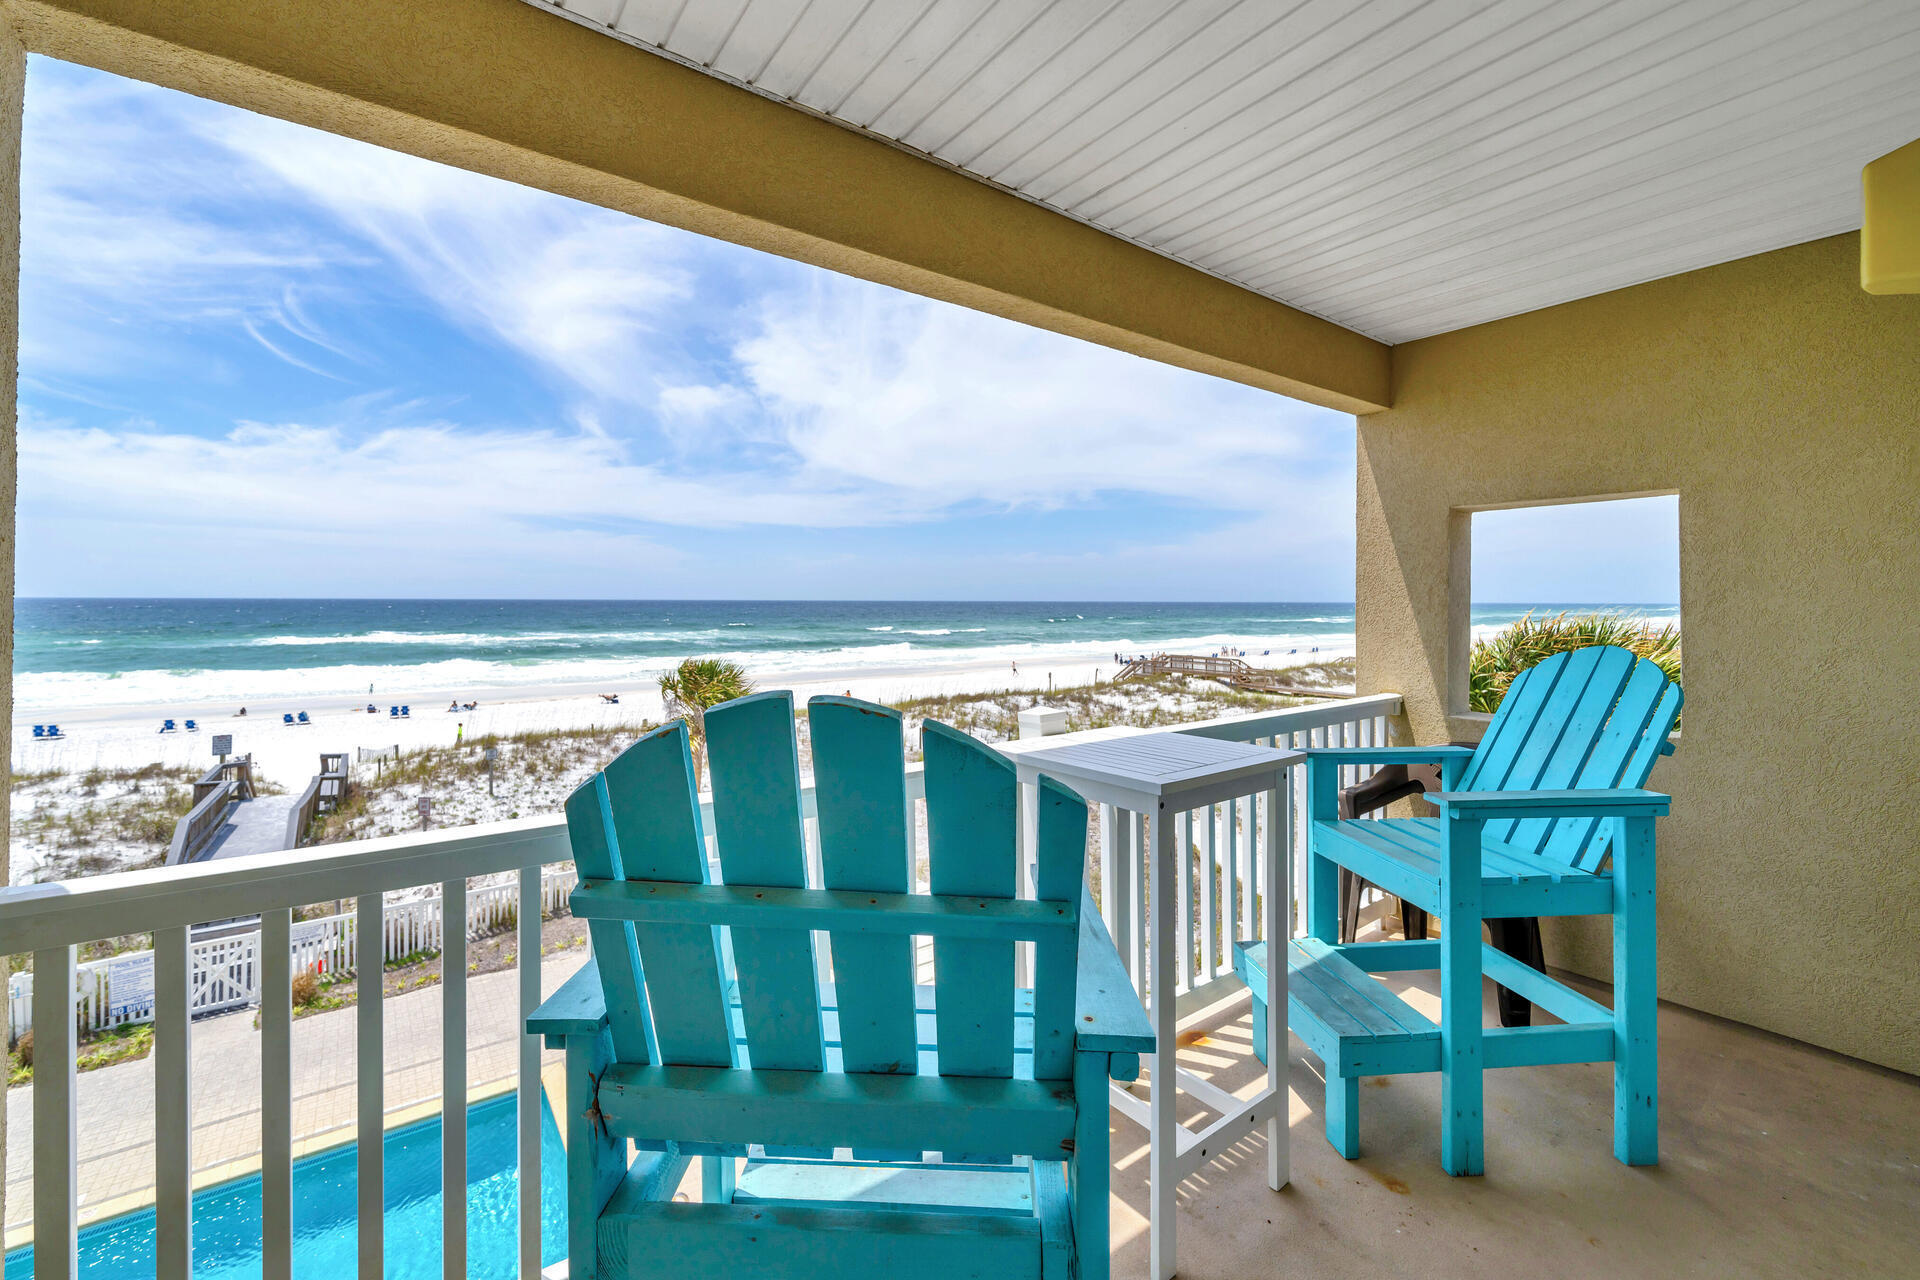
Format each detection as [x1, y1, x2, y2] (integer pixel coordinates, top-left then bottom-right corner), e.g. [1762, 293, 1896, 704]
[1234, 644, 1681, 1176]
[528, 692, 1153, 1280]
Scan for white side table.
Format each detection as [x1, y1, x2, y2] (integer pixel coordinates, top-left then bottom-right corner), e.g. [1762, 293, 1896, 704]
[1008, 732, 1298, 1280]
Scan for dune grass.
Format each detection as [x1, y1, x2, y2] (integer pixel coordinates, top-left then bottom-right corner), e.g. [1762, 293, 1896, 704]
[309, 721, 658, 844]
[1469, 611, 1681, 713]
[889, 668, 1338, 747]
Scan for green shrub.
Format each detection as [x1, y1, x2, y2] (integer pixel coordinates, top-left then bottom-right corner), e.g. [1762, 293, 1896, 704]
[1469, 611, 1681, 713]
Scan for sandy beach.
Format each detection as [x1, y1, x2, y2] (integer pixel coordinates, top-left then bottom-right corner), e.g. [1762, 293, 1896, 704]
[12, 642, 1357, 792]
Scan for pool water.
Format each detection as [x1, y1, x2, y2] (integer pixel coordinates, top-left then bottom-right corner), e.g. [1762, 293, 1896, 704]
[5, 1093, 568, 1279]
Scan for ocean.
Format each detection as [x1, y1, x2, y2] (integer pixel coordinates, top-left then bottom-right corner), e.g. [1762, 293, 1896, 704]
[12, 599, 1679, 712]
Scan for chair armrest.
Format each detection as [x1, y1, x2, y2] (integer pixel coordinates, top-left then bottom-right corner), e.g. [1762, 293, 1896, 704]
[526, 957, 608, 1040]
[1302, 745, 1477, 765]
[1074, 886, 1154, 1055]
[1428, 788, 1671, 819]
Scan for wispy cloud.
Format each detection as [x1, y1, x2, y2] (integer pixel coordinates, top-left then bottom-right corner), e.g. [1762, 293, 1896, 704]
[19, 56, 1364, 598]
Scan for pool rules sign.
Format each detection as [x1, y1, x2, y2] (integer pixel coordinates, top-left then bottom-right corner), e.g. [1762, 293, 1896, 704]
[108, 952, 155, 1023]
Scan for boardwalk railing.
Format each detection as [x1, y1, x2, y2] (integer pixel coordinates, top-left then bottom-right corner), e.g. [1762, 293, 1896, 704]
[166, 757, 259, 866]
[1113, 651, 1353, 698]
[0, 695, 1399, 1279]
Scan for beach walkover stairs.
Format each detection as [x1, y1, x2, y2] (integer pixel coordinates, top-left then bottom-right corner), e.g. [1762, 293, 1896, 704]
[1113, 652, 1350, 699]
[167, 752, 347, 864]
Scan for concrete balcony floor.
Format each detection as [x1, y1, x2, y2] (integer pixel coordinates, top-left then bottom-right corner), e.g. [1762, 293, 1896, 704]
[1113, 968, 1920, 1279]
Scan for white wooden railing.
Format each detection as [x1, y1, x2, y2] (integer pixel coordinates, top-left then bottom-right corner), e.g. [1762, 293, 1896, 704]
[6, 869, 576, 1040]
[0, 695, 1398, 1280]
[1004, 692, 1403, 1011]
[3, 819, 572, 1280]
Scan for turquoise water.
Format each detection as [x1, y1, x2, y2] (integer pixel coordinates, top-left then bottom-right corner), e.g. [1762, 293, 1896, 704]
[3, 1094, 568, 1280]
[13, 598, 1677, 710]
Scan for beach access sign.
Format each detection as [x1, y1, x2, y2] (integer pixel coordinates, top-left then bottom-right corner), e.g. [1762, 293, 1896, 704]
[212, 734, 233, 757]
[108, 952, 155, 1022]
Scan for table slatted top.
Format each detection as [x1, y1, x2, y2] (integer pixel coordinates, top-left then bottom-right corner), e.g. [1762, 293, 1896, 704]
[1014, 732, 1300, 797]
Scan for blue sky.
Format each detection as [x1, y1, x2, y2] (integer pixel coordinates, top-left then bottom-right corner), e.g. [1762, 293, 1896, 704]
[18, 57, 1676, 603]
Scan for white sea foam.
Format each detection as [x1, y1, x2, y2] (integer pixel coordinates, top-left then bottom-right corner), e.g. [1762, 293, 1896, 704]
[14, 628, 1359, 712]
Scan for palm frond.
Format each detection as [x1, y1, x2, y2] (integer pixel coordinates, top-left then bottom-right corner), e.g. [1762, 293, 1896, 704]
[1469, 611, 1681, 713]
[658, 657, 755, 784]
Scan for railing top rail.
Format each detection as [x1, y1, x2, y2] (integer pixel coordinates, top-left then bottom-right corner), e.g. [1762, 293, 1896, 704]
[1170, 691, 1399, 742]
[3, 815, 574, 953]
[997, 692, 1400, 756]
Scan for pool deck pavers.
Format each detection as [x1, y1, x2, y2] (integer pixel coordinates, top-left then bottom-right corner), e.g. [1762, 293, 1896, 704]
[4, 948, 590, 1241]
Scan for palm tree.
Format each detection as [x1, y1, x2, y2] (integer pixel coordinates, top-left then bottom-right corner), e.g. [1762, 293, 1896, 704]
[658, 657, 754, 786]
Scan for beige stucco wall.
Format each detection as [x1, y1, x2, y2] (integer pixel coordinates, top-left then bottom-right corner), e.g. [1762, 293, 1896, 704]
[1357, 233, 1920, 1075]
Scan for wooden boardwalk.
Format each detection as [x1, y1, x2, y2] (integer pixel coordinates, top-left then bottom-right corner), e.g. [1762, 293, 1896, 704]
[1111, 652, 1349, 698]
[199, 793, 299, 861]
[174, 753, 343, 863]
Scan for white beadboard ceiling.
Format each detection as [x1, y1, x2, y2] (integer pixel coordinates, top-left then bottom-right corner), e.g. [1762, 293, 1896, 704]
[522, 0, 1920, 343]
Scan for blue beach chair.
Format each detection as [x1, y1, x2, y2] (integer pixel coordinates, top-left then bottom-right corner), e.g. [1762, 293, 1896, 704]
[1235, 644, 1680, 1176]
[531, 693, 1152, 1280]
[400, 705, 410, 718]
[185, 720, 198, 732]
[283, 714, 295, 726]
[296, 712, 311, 725]
[390, 706, 400, 718]
[159, 719, 176, 733]
[46, 724, 61, 739]
[31, 725, 44, 738]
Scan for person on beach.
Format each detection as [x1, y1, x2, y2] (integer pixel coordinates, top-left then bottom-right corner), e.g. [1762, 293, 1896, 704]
[1012, 660, 1018, 675]
[456, 723, 464, 745]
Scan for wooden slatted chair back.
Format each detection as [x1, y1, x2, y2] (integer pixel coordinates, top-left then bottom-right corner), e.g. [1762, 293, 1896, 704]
[705, 691, 825, 1071]
[565, 697, 1090, 1092]
[562, 721, 733, 1068]
[809, 697, 918, 1076]
[1458, 644, 1682, 871]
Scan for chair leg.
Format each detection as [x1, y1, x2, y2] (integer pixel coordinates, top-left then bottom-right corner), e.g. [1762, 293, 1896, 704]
[1325, 1072, 1360, 1158]
[1251, 986, 1269, 1067]
[702, 1154, 735, 1203]
[1307, 847, 1339, 943]
[1072, 1051, 1113, 1280]
[1613, 817, 1659, 1165]
[1487, 917, 1545, 1028]
[1402, 902, 1429, 939]
[1338, 867, 1363, 943]
[1439, 816, 1485, 1176]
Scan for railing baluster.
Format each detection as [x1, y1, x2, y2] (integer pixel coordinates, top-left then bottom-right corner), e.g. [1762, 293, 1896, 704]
[1174, 809, 1191, 993]
[1198, 805, 1216, 984]
[261, 908, 293, 1280]
[155, 925, 193, 1280]
[1293, 730, 1308, 937]
[1131, 811, 1148, 989]
[33, 944, 79, 1280]
[1228, 794, 1244, 955]
[1243, 790, 1260, 944]
[1098, 802, 1118, 940]
[443, 877, 469, 1280]
[518, 865, 543, 1280]
[357, 892, 385, 1279]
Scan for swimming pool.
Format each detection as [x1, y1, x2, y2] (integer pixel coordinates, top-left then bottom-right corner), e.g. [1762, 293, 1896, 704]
[4, 1092, 568, 1279]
